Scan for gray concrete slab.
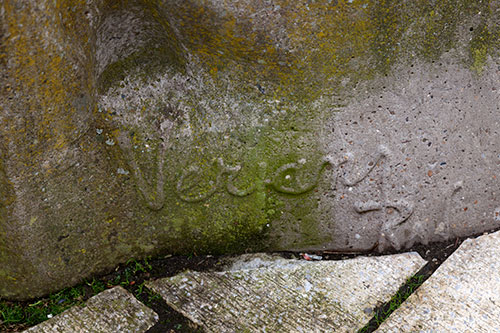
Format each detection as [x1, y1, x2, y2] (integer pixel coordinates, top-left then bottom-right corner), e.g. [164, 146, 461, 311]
[377, 230, 500, 332]
[24, 286, 158, 333]
[147, 253, 426, 332]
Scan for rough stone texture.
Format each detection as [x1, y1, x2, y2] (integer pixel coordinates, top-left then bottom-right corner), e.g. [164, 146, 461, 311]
[147, 253, 426, 332]
[377, 230, 500, 332]
[0, 0, 499, 299]
[24, 286, 158, 332]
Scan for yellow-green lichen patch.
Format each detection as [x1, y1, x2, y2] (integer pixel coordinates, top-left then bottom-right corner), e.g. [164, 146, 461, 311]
[367, 0, 408, 72]
[412, 1, 464, 59]
[165, 1, 283, 78]
[365, 0, 499, 71]
[98, 0, 500, 116]
[282, 1, 374, 96]
[400, 0, 496, 63]
[141, 0, 500, 105]
[469, 22, 499, 74]
[163, 0, 377, 101]
[3, 0, 94, 173]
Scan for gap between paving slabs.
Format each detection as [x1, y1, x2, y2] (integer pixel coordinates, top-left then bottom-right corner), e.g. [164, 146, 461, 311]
[357, 227, 500, 333]
[144, 232, 478, 333]
[0, 255, 220, 333]
[3, 227, 500, 333]
[0, 247, 466, 333]
[0, 245, 471, 333]
[139, 246, 443, 332]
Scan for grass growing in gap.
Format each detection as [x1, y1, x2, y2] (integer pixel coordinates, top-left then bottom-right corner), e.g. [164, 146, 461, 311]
[1, 283, 89, 331]
[358, 273, 426, 333]
[375, 274, 424, 323]
[0, 257, 154, 332]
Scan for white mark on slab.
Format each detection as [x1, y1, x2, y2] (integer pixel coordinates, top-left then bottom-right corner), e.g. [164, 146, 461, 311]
[117, 168, 129, 175]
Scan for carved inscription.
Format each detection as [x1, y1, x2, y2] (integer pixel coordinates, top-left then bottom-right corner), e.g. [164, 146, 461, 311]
[117, 133, 414, 250]
[175, 157, 332, 202]
[115, 116, 177, 211]
[176, 158, 260, 203]
[436, 181, 463, 238]
[265, 158, 331, 195]
[354, 199, 414, 251]
[338, 145, 414, 250]
[119, 133, 169, 211]
[339, 145, 389, 186]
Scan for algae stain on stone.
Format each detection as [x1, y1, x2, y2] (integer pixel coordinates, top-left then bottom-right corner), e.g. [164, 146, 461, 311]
[0, 155, 11, 264]
[469, 23, 499, 74]
[157, 130, 280, 254]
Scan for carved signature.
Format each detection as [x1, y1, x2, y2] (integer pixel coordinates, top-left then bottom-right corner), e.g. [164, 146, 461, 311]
[176, 158, 259, 203]
[175, 156, 333, 202]
[117, 134, 414, 250]
[340, 145, 414, 251]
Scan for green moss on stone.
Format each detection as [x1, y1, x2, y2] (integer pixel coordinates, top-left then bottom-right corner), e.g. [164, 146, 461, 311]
[469, 23, 498, 74]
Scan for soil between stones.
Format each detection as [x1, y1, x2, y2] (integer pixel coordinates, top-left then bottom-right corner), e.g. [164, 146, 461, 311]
[2, 227, 499, 333]
[140, 227, 499, 333]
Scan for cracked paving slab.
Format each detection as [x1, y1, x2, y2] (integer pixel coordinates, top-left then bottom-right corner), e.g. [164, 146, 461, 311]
[146, 252, 426, 332]
[24, 286, 158, 333]
[377, 230, 500, 332]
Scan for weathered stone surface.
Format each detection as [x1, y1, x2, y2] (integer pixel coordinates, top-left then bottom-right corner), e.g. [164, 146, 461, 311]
[24, 286, 158, 332]
[147, 253, 426, 332]
[0, 1, 151, 300]
[0, 0, 499, 299]
[377, 230, 500, 332]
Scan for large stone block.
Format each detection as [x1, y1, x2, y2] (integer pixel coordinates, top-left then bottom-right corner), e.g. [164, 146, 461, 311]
[0, 0, 499, 299]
